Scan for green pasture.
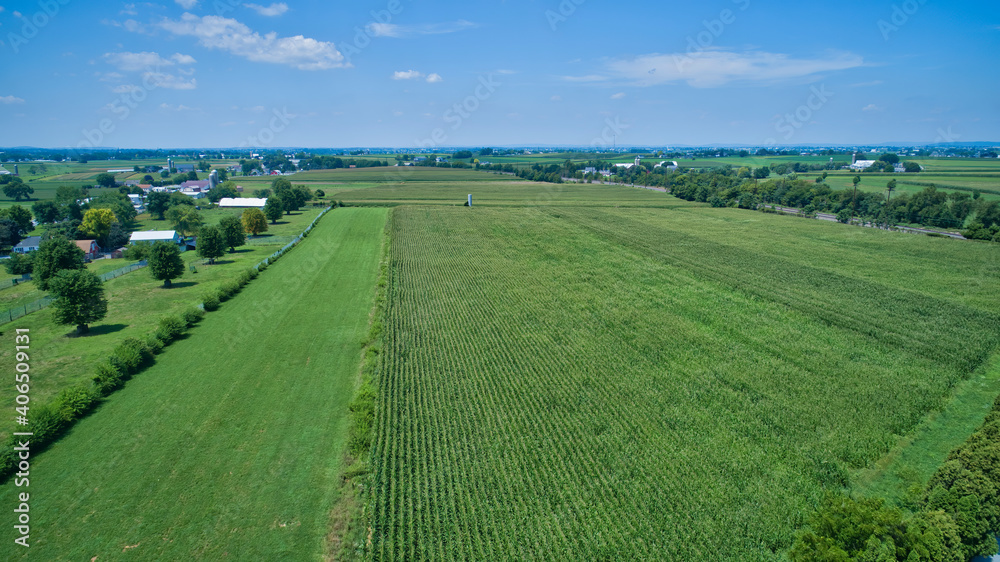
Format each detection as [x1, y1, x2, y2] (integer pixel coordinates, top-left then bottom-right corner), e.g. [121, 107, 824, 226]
[0, 207, 323, 441]
[0, 207, 387, 560]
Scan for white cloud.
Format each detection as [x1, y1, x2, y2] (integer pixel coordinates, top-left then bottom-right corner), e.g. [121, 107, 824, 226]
[550, 95, 562, 101]
[0, 95, 25, 104]
[862, 104, 882, 112]
[588, 49, 864, 88]
[611, 92, 626, 99]
[175, 0, 199, 9]
[393, 70, 424, 80]
[144, 72, 197, 89]
[425, 73, 442, 83]
[158, 13, 345, 70]
[112, 84, 142, 93]
[368, 20, 477, 38]
[244, 2, 288, 16]
[561, 74, 609, 83]
[121, 3, 137, 15]
[495, 69, 516, 75]
[103, 51, 196, 71]
[159, 103, 196, 111]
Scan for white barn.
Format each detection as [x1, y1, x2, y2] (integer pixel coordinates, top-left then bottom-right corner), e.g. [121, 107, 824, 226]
[129, 230, 182, 246]
[218, 197, 267, 209]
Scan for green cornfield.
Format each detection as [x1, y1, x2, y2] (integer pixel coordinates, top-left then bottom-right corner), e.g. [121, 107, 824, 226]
[367, 204, 1000, 560]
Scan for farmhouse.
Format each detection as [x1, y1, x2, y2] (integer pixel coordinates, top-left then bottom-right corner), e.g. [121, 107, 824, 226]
[129, 230, 183, 247]
[12, 236, 41, 254]
[850, 160, 877, 171]
[218, 197, 267, 209]
[74, 240, 99, 260]
[180, 180, 211, 191]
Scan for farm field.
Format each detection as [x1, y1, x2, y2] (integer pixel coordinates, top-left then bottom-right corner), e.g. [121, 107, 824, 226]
[0, 207, 387, 560]
[367, 202, 1000, 559]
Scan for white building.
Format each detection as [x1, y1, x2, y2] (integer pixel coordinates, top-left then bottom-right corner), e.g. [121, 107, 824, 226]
[129, 230, 183, 246]
[218, 197, 267, 209]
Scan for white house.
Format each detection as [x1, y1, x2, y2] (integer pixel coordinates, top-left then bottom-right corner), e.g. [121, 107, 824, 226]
[12, 236, 41, 254]
[179, 189, 207, 200]
[218, 197, 267, 209]
[129, 230, 182, 246]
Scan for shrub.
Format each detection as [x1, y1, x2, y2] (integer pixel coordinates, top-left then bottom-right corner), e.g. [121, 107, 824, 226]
[93, 361, 125, 395]
[30, 403, 65, 444]
[217, 280, 241, 302]
[156, 315, 186, 343]
[203, 293, 220, 311]
[55, 386, 98, 422]
[246, 267, 259, 280]
[182, 307, 205, 326]
[237, 269, 253, 287]
[146, 334, 165, 354]
[110, 344, 143, 376]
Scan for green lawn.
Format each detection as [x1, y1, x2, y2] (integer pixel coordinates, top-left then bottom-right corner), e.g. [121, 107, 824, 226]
[0, 207, 387, 560]
[0, 208, 323, 442]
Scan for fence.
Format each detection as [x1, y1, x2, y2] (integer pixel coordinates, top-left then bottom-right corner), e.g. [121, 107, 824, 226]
[0, 275, 31, 292]
[0, 261, 148, 325]
[253, 207, 332, 271]
[99, 260, 148, 281]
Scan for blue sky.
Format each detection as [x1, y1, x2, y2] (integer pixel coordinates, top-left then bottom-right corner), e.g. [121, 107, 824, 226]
[0, 0, 997, 148]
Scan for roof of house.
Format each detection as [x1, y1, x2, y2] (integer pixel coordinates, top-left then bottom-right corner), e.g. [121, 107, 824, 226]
[218, 197, 267, 208]
[181, 180, 211, 190]
[130, 230, 178, 242]
[14, 236, 41, 249]
[74, 240, 97, 252]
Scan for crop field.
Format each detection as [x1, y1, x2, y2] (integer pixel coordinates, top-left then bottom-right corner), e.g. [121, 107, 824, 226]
[292, 167, 519, 183]
[0, 207, 387, 560]
[367, 202, 1000, 559]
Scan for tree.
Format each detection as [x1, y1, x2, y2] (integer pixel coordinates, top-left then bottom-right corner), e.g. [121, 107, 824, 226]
[1, 176, 34, 201]
[50, 269, 108, 335]
[147, 241, 185, 287]
[146, 191, 171, 220]
[241, 208, 268, 236]
[878, 152, 900, 165]
[886, 179, 897, 204]
[903, 161, 922, 173]
[1, 205, 33, 236]
[218, 214, 246, 252]
[34, 237, 86, 290]
[3, 251, 34, 275]
[106, 221, 131, 250]
[263, 196, 284, 223]
[80, 208, 116, 247]
[91, 191, 137, 226]
[167, 207, 203, 237]
[32, 200, 61, 224]
[196, 225, 225, 264]
[186, 171, 198, 182]
[207, 180, 239, 203]
[94, 172, 117, 188]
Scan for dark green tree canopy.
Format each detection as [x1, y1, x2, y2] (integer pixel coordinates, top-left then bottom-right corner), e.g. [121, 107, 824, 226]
[34, 236, 87, 290]
[196, 225, 226, 264]
[50, 269, 108, 335]
[147, 240, 185, 287]
[218, 214, 246, 252]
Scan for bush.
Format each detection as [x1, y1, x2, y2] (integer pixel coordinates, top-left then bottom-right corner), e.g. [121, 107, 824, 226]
[122, 244, 149, 261]
[29, 403, 65, 444]
[156, 315, 186, 343]
[203, 293, 220, 311]
[257, 261, 269, 272]
[146, 334, 165, 354]
[93, 361, 125, 395]
[182, 307, 205, 326]
[237, 269, 253, 287]
[110, 344, 143, 376]
[217, 280, 242, 301]
[55, 386, 98, 422]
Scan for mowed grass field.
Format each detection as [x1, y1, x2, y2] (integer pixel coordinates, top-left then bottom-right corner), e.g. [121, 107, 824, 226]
[0, 207, 323, 442]
[0, 207, 387, 560]
[368, 202, 1000, 559]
